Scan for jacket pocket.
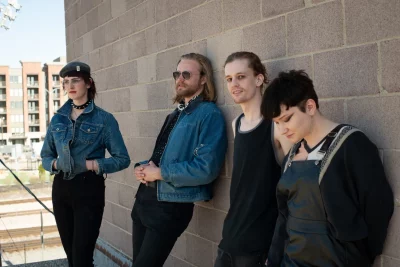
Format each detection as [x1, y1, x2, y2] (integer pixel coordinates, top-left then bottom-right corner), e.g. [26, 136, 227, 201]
[78, 123, 99, 144]
[51, 124, 67, 141]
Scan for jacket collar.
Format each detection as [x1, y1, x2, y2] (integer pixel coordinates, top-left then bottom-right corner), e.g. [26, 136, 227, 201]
[57, 99, 95, 117]
[179, 95, 204, 115]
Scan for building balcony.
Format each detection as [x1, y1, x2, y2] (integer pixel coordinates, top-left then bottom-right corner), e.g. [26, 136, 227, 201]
[29, 120, 40, 125]
[0, 108, 6, 113]
[0, 120, 6, 125]
[53, 81, 61, 86]
[28, 107, 39, 113]
[0, 81, 5, 87]
[27, 81, 39, 87]
[28, 94, 39, 100]
[10, 133, 27, 139]
[11, 133, 25, 137]
[0, 94, 6, 100]
[53, 94, 60, 99]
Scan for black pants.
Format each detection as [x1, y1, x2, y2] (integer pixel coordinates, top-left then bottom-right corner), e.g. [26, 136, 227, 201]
[131, 184, 194, 267]
[52, 171, 105, 267]
[214, 248, 267, 267]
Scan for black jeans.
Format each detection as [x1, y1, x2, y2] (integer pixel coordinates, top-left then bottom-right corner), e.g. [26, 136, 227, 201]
[214, 248, 267, 267]
[131, 184, 194, 267]
[52, 171, 105, 267]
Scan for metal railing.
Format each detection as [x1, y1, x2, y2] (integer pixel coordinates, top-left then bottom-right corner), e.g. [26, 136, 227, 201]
[28, 94, 39, 100]
[27, 82, 39, 87]
[28, 120, 40, 125]
[28, 107, 39, 112]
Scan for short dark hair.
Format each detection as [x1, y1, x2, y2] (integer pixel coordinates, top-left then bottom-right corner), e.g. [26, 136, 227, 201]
[63, 71, 97, 100]
[261, 70, 319, 119]
[224, 51, 268, 91]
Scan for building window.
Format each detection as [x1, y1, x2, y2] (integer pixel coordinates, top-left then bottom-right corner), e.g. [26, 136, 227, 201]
[31, 138, 39, 143]
[29, 126, 39, 132]
[52, 75, 60, 86]
[10, 75, 21, 83]
[11, 115, 24, 123]
[11, 101, 23, 109]
[11, 139, 25, 145]
[10, 89, 23, 97]
[54, 100, 60, 110]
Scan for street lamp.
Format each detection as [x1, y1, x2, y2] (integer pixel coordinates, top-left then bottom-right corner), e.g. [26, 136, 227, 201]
[0, 0, 22, 30]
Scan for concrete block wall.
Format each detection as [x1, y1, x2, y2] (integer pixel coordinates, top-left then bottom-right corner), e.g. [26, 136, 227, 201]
[64, 0, 400, 266]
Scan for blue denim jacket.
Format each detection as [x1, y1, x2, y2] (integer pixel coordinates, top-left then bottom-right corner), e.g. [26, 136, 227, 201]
[41, 99, 131, 179]
[137, 99, 227, 202]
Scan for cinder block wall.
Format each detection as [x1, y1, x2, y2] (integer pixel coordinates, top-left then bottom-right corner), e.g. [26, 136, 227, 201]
[64, 0, 400, 266]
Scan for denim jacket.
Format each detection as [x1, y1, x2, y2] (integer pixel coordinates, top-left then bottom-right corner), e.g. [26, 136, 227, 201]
[137, 98, 227, 202]
[41, 99, 131, 180]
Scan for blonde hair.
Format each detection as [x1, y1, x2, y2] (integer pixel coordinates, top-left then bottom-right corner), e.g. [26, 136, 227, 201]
[173, 53, 217, 103]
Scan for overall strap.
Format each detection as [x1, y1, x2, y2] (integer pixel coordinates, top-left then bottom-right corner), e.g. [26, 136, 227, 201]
[318, 125, 361, 184]
[283, 141, 301, 173]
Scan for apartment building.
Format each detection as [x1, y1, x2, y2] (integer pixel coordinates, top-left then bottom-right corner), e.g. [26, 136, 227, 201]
[0, 57, 66, 147]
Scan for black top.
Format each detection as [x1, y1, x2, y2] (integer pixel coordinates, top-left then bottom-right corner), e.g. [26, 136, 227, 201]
[219, 114, 281, 255]
[149, 110, 181, 166]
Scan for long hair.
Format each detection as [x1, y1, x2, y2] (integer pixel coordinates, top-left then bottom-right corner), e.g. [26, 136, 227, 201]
[173, 53, 217, 103]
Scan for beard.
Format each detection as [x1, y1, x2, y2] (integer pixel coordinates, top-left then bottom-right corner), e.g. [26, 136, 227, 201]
[175, 81, 202, 98]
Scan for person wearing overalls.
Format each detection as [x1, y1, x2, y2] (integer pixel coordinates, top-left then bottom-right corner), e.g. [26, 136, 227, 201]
[261, 70, 394, 267]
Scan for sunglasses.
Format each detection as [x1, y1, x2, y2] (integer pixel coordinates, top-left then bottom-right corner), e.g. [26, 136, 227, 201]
[172, 71, 203, 81]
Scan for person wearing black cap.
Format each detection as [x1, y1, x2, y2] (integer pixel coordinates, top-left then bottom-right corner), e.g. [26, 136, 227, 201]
[41, 61, 131, 266]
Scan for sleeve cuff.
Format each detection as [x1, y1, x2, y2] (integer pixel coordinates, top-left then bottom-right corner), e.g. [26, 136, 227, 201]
[95, 159, 102, 175]
[50, 159, 60, 175]
[134, 160, 149, 168]
[160, 165, 172, 183]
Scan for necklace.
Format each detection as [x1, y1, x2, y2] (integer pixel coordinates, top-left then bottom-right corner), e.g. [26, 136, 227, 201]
[71, 99, 92, 109]
[177, 95, 199, 111]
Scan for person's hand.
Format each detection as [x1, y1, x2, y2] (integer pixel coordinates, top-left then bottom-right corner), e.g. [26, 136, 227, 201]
[141, 161, 162, 182]
[134, 164, 148, 184]
[85, 160, 99, 172]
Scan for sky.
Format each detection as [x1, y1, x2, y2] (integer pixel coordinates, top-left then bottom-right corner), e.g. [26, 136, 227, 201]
[0, 0, 66, 67]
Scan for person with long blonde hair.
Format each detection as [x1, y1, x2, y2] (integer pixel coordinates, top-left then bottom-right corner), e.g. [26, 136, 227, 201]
[131, 53, 227, 267]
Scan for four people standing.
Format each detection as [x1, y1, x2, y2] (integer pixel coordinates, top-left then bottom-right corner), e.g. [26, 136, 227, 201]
[41, 52, 394, 267]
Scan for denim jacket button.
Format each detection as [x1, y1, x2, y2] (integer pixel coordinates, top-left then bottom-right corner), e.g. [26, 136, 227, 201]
[88, 129, 91, 132]
[56, 128, 59, 131]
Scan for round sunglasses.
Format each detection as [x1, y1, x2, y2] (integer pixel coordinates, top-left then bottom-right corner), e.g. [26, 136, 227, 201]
[172, 71, 203, 81]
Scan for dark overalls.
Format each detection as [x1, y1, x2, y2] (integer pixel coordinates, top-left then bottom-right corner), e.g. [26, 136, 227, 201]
[276, 128, 370, 267]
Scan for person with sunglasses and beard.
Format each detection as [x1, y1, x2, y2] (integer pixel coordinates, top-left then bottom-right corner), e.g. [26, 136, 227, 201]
[131, 53, 227, 267]
[41, 61, 131, 266]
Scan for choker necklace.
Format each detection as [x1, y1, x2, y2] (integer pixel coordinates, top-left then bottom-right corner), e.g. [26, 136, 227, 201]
[71, 99, 92, 110]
